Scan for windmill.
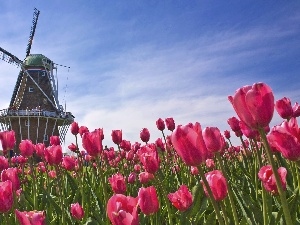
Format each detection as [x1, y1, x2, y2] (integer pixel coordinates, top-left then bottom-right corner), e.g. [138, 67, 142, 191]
[0, 8, 74, 155]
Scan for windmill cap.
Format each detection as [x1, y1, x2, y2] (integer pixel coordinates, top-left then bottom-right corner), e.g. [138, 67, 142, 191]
[24, 54, 53, 70]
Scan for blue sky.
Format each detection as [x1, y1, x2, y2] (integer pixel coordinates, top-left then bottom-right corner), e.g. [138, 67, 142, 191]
[0, 1, 299, 150]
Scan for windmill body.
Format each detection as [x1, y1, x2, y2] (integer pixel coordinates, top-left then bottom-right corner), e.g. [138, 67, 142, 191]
[0, 9, 74, 154]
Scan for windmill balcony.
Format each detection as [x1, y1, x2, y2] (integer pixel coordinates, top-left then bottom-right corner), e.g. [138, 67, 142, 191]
[0, 108, 74, 123]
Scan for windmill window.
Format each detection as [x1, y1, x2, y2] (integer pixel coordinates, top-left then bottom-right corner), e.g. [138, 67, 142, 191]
[43, 134, 48, 141]
[29, 87, 34, 92]
[25, 120, 30, 126]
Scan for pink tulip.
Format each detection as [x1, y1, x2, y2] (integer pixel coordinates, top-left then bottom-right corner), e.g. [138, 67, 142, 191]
[268, 117, 300, 161]
[239, 121, 259, 139]
[0, 156, 9, 172]
[138, 186, 159, 215]
[275, 97, 293, 120]
[15, 209, 46, 225]
[128, 172, 137, 184]
[120, 140, 132, 151]
[48, 170, 57, 179]
[227, 117, 243, 137]
[205, 159, 215, 170]
[12, 155, 27, 165]
[0, 180, 13, 213]
[79, 126, 89, 137]
[125, 150, 135, 161]
[68, 143, 77, 153]
[45, 145, 63, 165]
[139, 172, 154, 184]
[258, 165, 287, 194]
[165, 117, 175, 131]
[156, 118, 165, 131]
[140, 128, 150, 143]
[155, 138, 165, 151]
[201, 170, 228, 201]
[138, 144, 160, 174]
[38, 164, 46, 173]
[202, 127, 225, 153]
[224, 130, 231, 139]
[228, 82, 274, 129]
[0, 130, 16, 155]
[19, 139, 35, 157]
[171, 122, 208, 166]
[82, 129, 103, 157]
[35, 143, 45, 158]
[70, 202, 84, 220]
[190, 166, 199, 175]
[107, 194, 139, 225]
[227, 117, 240, 132]
[1, 167, 20, 191]
[70, 122, 80, 136]
[62, 156, 77, 171]
[108, 173, 127, 194]
[132, 142, 141, 152]
[50, 136, 60, 146]
[292, 102, 300, 117]
[111, 130, 122, 145]
[168, 185, 193, 211]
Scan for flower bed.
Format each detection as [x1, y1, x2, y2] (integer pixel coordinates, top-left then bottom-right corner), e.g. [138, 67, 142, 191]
[0, 82, 300, 224]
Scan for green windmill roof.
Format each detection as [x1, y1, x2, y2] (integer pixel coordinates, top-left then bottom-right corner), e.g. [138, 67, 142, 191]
[24, 54, 52, 70]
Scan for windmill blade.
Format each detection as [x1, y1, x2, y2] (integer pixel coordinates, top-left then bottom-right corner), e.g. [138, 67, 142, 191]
[0, 47, 22, 66]
[6, 8, 40, 108]
[25, 8, 40, 57]
[0, 47, 25, 108]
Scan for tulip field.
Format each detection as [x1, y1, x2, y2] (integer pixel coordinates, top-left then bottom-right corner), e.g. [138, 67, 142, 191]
[1, 82, 300, 225]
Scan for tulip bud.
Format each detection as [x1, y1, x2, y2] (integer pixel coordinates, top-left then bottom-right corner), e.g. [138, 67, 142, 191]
[70, 122, 80, 135]
[70, 202, 84, 220]
[138, 186, 159, 215]
[275, 97, 293, 119]
[140, 128, 150, 143]
[156, 118, 165, 131]
[19, 139, 35, 158]
[201, 170, 228, 201]
[111, 130, 122, 145]
[165, 117, 175, 131]
[50, 136, 60, 146]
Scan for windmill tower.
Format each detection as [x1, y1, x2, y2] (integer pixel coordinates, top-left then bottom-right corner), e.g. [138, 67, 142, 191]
[0, 8, 74, 154]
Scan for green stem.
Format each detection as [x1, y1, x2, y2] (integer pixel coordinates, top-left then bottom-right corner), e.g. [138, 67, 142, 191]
[239, 137, 249, 172]
[96, 156, 108, 205]
[57, 166, 66, 224]
[258, 128, 292, 225]
[294, 162, 300, 190]
[216, 152, 239, 225]
[161, 130, 168, 166]
[156, 170, 173, 225]
[197, 165, 225, 225]
[30, 157, 37, 209]
[220, 201, 229, 225]
[253, 139, 269, 225]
